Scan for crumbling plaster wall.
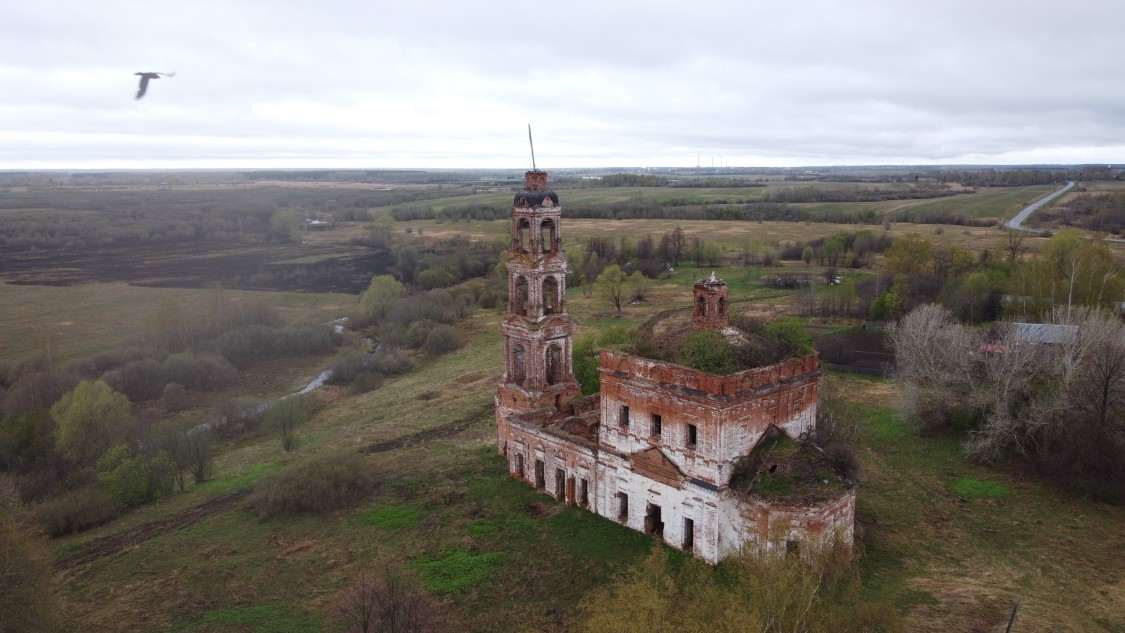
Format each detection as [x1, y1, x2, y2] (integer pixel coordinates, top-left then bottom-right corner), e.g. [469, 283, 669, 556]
[593, 451, 726, 562]
[597, 351, 820, 486]
[501, 418, 597, 509]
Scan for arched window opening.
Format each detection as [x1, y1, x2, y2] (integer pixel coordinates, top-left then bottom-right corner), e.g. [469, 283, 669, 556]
[514, 277, 529, 316]
[696, 296, 707, 318]
[541, 219, 556, 253]
[516, 218, 531, 252]
[543, 277, 559, 315]
[512, 344, 526, 387]
[718, 296, 726, 318]
[546, 343, 563, 385]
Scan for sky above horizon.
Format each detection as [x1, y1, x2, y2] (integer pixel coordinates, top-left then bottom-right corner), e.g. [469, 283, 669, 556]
[2, 0, 1123, 170]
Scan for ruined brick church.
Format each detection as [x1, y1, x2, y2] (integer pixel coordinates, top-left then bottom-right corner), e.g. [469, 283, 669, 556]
[495, 170, 855, 563]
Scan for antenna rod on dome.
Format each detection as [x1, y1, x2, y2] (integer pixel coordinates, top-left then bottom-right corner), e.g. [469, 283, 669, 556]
[528, 124, 537, 171]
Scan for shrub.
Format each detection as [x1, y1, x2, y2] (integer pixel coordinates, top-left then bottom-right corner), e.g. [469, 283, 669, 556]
[215, 397, 265, 438]
[421, 325, 462, 355]
[823, 442, 861, 481]
[73, 347, 165, 379]
[95, 444, 177, 507]
[266, 398, 311, 453]
[0, 508, 57, 631]
[404, 319, 437, 348]
[248, 452, 375, 519]
[32, 486, 122, 536]
[161, 382, 189, 412]
[328, 349, 416, 387]
[678, 331, 737, 374]
[163, 352, 238, 392]
[101, 358, 166, 401]
[348, 372, 384, 395]
[762, 318, 814, 356]
[333, 566, 447, 633]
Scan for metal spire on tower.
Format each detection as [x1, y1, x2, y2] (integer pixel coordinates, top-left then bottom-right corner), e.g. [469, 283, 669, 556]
[528, 124, 537, 171]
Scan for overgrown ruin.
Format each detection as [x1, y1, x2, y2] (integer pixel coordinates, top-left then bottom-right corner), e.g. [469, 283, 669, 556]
[495, 169, 855, 562]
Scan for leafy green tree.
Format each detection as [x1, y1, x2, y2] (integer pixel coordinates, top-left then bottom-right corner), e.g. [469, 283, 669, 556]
[51, 380, 132, 467]
[763, 317, 814, 356]
[369, 215, 396, 249]
[595, 265, 629, 312]
[572, 337, 601, 396]
[883, 232, 933, 276]
[801, 246, 814, 265]
[627, 271, 648, 302]
[359, 275, 406, 324]
[882, 274, 910, 319]
[418, 267, 456, 290]
[1007, 231, 1123, 318]
[95, 444, 176, 507]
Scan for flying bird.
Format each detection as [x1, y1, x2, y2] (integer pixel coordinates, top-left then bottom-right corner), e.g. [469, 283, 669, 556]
[134, 71, 175, 100]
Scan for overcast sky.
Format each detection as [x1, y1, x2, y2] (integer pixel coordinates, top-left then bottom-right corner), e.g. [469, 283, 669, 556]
[2, 0, 1122, 170]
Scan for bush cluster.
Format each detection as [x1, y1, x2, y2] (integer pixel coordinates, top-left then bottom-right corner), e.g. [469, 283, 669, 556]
[248, 452, 375, 518]
[32, 486, 122, 537]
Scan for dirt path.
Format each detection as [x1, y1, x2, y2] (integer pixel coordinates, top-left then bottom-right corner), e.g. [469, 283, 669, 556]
[54, 404, 494, 572]
[53, 488, 253, 572]
[359, 402, 494, 454]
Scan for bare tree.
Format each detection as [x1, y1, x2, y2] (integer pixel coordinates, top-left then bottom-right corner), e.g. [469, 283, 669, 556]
[889, 304, 977, 429]
[184, 428, 214, 484]
[1003, 229, 1027, 264]
[335, 567, 444, 633]
[964, 322, 1057, 461]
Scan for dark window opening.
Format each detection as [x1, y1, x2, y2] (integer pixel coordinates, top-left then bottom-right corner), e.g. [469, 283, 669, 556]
[786, 539, 800, 555]
[515, 453, 524, 478]
[580, 478, 589, 507]
[546, 344, 563, 386]
[535, 459, 545, 489]
[618, 492, 629, 522]
[514, 277, 529, 316]
[644, 503, 664, 539]
[683, 518, 695, 551]
[696, 296, 706, 317]
[511, 344, 526, 387]
[619, 404, 629, 428]
[718, 296, 726, 318]
[652, 414, 662, 436]
[555, 468, 565, 500]
[687, 424, 697, 448]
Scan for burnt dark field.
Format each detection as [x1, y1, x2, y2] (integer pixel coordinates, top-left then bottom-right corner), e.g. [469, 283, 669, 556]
[0, 240, 391, 294]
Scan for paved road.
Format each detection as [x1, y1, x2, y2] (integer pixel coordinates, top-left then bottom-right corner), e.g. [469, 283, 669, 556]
[1003, 181, 1075, 232]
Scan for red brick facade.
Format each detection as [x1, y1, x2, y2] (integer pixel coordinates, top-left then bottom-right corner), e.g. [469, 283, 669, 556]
[495, 168, 855, 563]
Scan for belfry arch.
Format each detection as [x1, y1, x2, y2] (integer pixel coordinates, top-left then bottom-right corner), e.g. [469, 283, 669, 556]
[541, 219, 557, 253]
[543, 276, 560, 314]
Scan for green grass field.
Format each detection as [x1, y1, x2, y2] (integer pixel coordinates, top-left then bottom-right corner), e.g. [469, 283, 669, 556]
[34, 266, 1122, 633]
[5, 177, 1122, 631]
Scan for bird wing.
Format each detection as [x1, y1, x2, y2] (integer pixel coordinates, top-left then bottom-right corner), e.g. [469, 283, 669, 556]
[136, 75, 151, 99]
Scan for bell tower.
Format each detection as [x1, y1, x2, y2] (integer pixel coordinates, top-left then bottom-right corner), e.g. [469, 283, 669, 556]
[496, 168, 581, 450]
